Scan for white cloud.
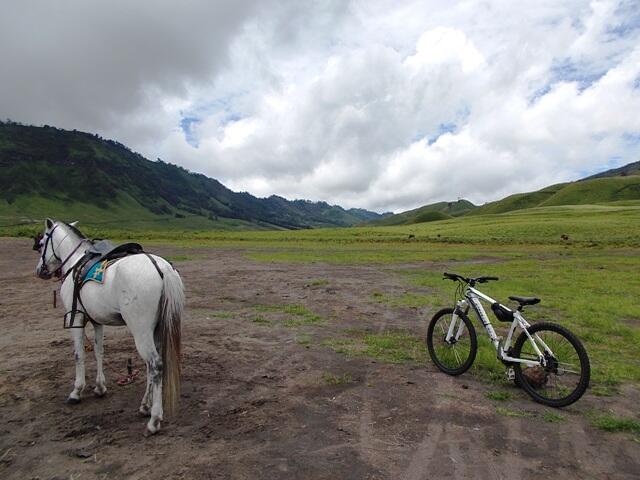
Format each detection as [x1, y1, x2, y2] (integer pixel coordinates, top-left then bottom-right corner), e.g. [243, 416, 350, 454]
[2, 0, 640, 212]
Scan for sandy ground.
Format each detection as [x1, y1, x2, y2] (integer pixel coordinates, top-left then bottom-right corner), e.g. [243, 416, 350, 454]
[0, 237, 638, 480]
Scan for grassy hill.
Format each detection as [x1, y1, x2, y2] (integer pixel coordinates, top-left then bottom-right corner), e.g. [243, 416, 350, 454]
[582, 160, 640, 180]
[470, 176, 640, 216]
[375, 160, 640, 224]
[368, 199, 476, 226]
[0, 122, 386, 230]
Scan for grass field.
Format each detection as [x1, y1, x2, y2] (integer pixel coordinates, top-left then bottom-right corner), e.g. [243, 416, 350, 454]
[0, 194, 275, 232]
[3, 202, 639, 393]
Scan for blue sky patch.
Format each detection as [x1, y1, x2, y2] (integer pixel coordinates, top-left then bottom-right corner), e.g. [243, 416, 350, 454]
[180, 115, 200, 147]
[623, 132, 640, 145]
[428, 123, 457, 145]
[577, 156, 623, 178]
[549, 59, 606, 91]
[608, 2, 640, 39]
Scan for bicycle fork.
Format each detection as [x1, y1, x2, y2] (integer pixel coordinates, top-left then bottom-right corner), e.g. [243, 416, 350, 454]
[445, 300, 470, 343]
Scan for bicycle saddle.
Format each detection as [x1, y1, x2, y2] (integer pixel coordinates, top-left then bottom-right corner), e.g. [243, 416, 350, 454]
[509, 296, 541, 306]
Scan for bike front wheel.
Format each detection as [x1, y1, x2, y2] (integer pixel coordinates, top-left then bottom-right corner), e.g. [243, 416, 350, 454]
[427, 307, 477, 376]
[512, 322, 590, 407]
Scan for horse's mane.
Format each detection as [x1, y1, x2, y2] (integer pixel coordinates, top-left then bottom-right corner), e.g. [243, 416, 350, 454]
[63, 222, 87, 239]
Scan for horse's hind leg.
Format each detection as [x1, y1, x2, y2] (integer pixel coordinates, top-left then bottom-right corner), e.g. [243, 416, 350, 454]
[132, 331, 163, 434]
[93, 324, 107, 397]
[67, 327, 86, 403]
[138, 363, 152, 417]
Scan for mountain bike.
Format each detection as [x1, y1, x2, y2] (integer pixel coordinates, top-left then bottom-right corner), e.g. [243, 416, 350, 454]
[426, 272, 590, 407]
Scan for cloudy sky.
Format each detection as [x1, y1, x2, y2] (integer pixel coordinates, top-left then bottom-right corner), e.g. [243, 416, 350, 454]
[2, 0, 640, 212]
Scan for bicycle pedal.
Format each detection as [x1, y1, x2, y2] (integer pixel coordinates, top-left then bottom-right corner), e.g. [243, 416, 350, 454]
[505, 367, 515, 381]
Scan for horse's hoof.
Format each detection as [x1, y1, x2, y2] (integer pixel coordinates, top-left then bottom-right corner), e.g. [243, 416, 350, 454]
[66, 396, 81, 405]
[93, 387, 107, 398]
[146, 417, 161, 435]
[139, 405, 151, 417]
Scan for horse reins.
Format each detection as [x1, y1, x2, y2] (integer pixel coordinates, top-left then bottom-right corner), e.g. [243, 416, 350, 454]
[39, 224, 91, 280]
[39, 225, 167, 330]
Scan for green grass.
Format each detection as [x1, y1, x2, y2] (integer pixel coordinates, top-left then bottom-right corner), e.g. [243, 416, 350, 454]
[321, 372, 354, 385]
[370, 199, 475, 226]
[486, 391, 512, 401]
[590, 385, 620, 397]
[324, 330, 428, 364]
[252, 315, 271, 325]
[7, 201, 639, 247]
[543, 411, 566, 423]
[402, 251, 640, 386]
[4, 199, 640, 393]
[469, 177, 640, 216]
[0, 194, 266, 232]
[254, 304, 324, 328]
[591, 414, 640, 433]
[296, 334, 313, 346]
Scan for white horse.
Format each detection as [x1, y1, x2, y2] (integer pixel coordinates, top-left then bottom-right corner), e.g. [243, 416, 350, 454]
[35, 218, 184, 434]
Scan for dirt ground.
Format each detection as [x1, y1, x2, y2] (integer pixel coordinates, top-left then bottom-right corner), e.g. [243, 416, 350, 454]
[1, 237, 638, 480]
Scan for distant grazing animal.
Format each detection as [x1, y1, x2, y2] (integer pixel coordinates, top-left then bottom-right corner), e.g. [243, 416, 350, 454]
[35, 219, 184, 434]
[561, 234, 570, 241]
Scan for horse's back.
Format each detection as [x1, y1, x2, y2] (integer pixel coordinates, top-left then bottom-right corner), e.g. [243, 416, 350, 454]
[76, 254, 172, 327]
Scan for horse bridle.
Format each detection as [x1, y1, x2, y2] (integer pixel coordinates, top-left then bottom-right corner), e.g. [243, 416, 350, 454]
[37, 224, 90, 279]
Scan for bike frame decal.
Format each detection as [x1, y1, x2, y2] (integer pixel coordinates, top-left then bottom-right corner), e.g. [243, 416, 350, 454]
[466, 289, 499, 346]
[466, 286, 544, 367]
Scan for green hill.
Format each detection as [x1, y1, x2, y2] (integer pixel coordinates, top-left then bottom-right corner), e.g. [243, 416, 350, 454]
[369, 199, 476, 226]
[540, 176, 640, 206]
[0, 122, 386, 229]
[582, 160, 640, 180]
[367, 160, 640, 226]
[470, 176, 640, 216]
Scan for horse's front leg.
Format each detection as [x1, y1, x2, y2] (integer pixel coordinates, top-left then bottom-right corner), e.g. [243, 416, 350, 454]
[67, 327, 86, 403]
[93, 324, 107, 397]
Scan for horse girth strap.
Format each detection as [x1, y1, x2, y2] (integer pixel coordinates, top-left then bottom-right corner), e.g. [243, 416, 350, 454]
[144, 253, 164, 280]
[65, 252, 165, 329]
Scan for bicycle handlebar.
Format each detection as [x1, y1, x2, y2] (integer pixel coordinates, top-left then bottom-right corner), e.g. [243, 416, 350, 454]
[443, 272, 499, 285]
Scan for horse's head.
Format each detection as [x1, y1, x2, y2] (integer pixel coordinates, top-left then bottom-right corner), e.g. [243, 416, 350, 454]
[32, 232, 43, 251]
[35, 218, 61, 279]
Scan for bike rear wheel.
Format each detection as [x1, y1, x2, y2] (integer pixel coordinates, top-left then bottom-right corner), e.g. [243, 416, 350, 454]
[512, 322, 590, 407]
[427, 308, 477, 376]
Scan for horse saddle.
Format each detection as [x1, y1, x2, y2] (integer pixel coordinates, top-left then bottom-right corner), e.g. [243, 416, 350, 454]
[77, 241, 144, 284]
[64, 241, 145, 328]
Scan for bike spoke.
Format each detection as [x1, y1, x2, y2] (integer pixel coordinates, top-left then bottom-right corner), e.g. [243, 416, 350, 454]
[431, 315, 473, 371]
[518, 326, 585, 402]
[452, 346, 462, 365]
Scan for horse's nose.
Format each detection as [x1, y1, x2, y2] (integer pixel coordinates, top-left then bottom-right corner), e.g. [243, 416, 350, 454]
[36, 265, 51, 279]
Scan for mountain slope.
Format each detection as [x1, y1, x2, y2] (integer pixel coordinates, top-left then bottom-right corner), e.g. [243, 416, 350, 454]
[581, 160, 640, 180]
[371, 160, 640, 224]
[469, 175, 640, 216]
[0, 122, 385, 229]
[367, 199, 476, 226]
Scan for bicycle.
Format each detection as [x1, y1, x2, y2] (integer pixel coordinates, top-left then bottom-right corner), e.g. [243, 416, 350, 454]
[426, 272, 590, 407]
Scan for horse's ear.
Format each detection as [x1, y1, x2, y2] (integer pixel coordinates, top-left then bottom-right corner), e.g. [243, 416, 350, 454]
[45, 218, 54, 229]
[69, 221, 79, 227]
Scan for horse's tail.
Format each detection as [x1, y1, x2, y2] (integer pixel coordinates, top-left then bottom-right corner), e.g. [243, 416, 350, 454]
[156, 262, 185, 416]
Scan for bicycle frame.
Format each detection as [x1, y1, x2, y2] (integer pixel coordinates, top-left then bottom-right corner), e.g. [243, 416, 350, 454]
[446, 285, 552, 368]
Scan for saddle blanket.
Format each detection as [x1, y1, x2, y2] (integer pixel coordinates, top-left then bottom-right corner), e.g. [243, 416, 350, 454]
[84, 260, 110, 284]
